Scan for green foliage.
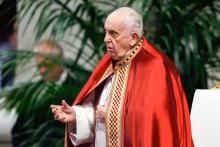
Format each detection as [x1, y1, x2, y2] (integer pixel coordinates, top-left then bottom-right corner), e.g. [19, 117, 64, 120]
[0, 0, 219, 146]
[142, 0, 220, 107]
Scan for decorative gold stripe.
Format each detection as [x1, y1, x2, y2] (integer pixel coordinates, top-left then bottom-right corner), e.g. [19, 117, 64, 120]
[105, 38, 143, 147]
[106, 63, 131, 147]
[115, 38, 143, 70]
[86, 38, 143, 96]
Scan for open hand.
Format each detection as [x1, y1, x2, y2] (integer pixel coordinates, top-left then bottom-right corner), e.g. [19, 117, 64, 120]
[51, 100, 76, 124]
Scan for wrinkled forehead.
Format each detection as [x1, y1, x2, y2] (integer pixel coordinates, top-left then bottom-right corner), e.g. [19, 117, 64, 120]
[105, 11, 126, 23]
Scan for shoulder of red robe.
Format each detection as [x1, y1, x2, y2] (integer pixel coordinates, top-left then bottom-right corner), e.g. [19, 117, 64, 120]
[73, 53, 112, 105]
[142, 37, 179, 74]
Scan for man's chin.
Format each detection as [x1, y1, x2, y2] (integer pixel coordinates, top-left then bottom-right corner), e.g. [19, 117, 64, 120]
[111, 56, 120, 61]
[107, 52, 121, 61]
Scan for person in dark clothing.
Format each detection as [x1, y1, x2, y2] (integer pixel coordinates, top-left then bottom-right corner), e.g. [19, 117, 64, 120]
[0, 0, 17, 88]
[11, 39, 74, 147]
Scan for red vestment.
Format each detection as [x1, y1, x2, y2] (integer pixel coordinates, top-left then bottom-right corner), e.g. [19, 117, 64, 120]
[65, 38, 194, 147]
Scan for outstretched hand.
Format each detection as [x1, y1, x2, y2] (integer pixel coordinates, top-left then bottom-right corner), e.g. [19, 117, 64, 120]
[51, 100, 76, 124]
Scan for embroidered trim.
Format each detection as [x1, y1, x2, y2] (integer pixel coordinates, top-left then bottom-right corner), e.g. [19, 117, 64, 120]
[115, 38, 143, 70]
[85, 38, 143, 97]
[106, 39, 143, 147]
[106, 63, 131, 147]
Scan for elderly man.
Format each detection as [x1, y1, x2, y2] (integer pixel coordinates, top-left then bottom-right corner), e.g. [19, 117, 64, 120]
[12, 39, 67, 147]
[51, 7, 194, 147]
[34, 39, 65, 82]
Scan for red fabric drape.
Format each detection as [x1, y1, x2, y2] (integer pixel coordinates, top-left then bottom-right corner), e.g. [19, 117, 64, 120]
[122, 39, 193, 147]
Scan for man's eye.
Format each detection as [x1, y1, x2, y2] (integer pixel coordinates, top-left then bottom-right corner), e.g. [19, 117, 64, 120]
[109, 31, 118, 37]
[109, 31, 115, 35]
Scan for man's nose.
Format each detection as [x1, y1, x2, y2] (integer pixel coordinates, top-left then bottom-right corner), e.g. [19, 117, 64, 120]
[40, 66, 47, 75]
[104, 33, 110, 43]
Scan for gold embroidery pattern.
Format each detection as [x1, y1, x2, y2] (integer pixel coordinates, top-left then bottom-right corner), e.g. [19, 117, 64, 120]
[106, 63, 131, 147]
[86, 38, 143, 96]
[115, 38, 143, 70]
[106, 39, 143, 147]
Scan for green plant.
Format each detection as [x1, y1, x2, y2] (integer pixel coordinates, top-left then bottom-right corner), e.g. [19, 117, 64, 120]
[0, 0, 219, 146]
[142, 0, 220, 108]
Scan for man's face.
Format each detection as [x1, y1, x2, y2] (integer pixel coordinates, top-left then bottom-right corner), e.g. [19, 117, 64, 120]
[104, 15, 132, 60]
[35, 54, 62, 81]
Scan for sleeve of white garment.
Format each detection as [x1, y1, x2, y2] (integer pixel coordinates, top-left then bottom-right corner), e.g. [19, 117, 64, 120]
[68, 91, 95, 146]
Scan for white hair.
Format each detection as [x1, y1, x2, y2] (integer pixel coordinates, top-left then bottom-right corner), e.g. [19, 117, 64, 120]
[110, 7, 144, 37]
[34, 39, 63, 57]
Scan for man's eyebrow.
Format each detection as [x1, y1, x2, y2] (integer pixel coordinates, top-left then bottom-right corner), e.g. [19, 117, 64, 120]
[109, 30, 119, 34]
[105, 28, 118, 33]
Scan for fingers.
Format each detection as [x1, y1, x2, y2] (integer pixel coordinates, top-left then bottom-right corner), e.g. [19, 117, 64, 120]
[54, 114, 59, 120]
[51, 100, 70, 112]
[50, 104, 57, 108]
[62, 100, 70, 108]
[50, 105, 58, 114]
[54, 113, 64, 120]
[53, 113, 65, 122]
[50, 104, 59, 110]
[61, 100, 73, 113]
[51, 101, 73, 123]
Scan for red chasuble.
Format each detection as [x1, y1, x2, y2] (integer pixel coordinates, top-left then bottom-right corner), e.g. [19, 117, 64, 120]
[65, 38, 194, 147]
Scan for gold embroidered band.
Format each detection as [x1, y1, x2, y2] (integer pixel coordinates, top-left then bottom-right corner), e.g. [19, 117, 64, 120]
[106, 39, 143, 147]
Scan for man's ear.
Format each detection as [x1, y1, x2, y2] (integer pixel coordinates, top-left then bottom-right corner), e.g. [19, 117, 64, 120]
[130, 32, 139, 47]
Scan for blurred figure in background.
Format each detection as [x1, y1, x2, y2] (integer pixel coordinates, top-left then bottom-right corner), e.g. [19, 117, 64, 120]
[0, 0, 17, 88]
[11, 39, 67, 147]
[34, 39, 66, 82]
[0, 1, 17, 146]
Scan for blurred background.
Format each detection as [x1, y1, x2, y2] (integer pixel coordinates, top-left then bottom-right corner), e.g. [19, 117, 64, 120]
[0, 0, 219, 146]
